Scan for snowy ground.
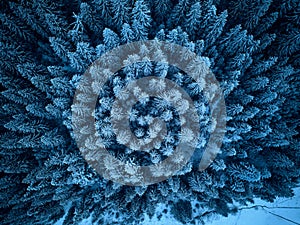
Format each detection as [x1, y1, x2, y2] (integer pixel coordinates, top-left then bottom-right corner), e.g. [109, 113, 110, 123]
[142, 187, 300, 225]
[204, 187, 300, 225]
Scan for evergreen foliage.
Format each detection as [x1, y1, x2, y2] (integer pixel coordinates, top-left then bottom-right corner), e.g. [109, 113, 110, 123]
[0, 0, 299, 224]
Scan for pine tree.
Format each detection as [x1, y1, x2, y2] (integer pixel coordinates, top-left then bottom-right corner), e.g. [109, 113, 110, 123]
[131, 0, 152, 41]
[184, 2, 202, 40]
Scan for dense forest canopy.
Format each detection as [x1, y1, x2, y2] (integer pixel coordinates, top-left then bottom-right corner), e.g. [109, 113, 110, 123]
[0, 0, 299, 224]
